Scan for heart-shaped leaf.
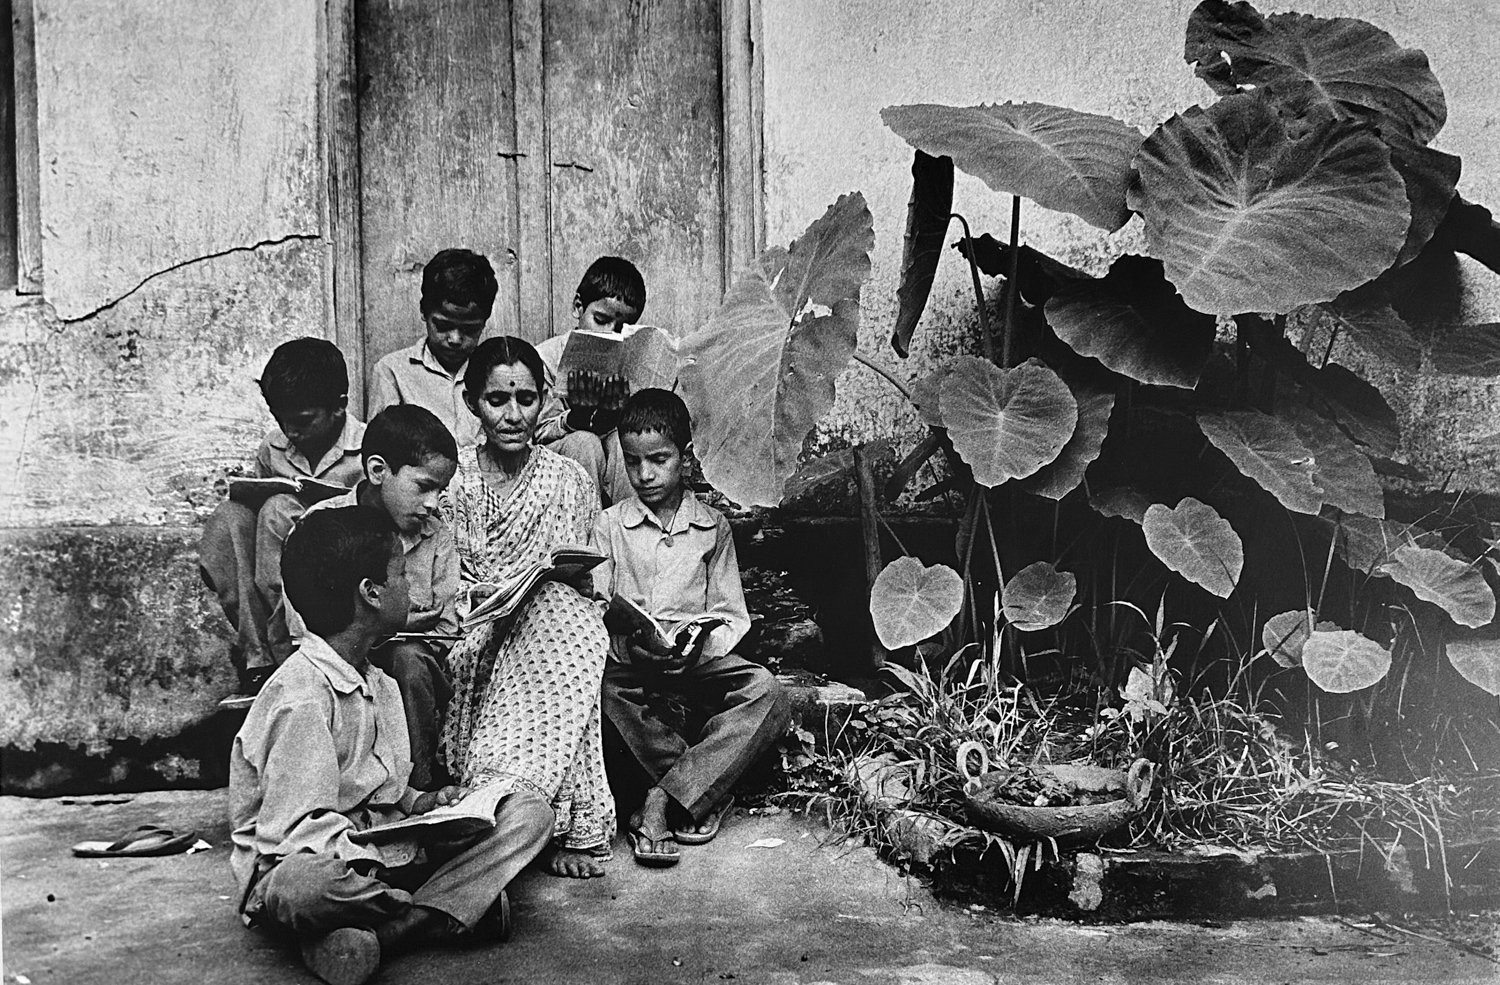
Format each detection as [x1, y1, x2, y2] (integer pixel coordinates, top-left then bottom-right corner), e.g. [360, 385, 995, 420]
[1143, 498, 1244, 598]
[910, 365, 954, 428]
[892, 151, 954, 358]
[1380, 544, 1496, 629]
[1445, 638, 1500, 696]
[680, 193, 873, 507]
[1197, 410, 1323, 515]
[1428, 324, 1500, 377]
[1385, 132, 1461, 267]
[1017, 381, 1115, 501]
[869, 557, 965, 650]
[1317, 297, 1421, 367]
[1263, 610, 1313, 668]
[1335, 515, 1420, 574]
[940, 356, 1078, 487]
[1091, 486, 1152, 525]
[1284, 404, 1384, 518]
[1044, 256, 1216, 388]
[882, 101, 1143, 231]
[1302, 628, 1392, 693]
[1001, 561, 1077, 632]
[1129, 93, 1409, 315]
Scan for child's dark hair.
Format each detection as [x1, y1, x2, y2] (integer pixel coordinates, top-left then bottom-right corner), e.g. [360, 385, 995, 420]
[421, 248, 499, 318]
[619, 388, 692, 452]
[258, 338, 349, 412]
[575, 256, 646, 314]
[282, 506, 398, 636]
[363, 404, 458, 471]
[463, 336, 548, 399]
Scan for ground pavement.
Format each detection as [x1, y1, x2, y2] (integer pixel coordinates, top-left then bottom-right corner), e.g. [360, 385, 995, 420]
[1, 790, 1495, 985]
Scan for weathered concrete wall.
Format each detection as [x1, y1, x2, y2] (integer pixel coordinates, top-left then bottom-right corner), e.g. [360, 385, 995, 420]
[761, 0, 1500, 488]
[0, 0, 327, 777]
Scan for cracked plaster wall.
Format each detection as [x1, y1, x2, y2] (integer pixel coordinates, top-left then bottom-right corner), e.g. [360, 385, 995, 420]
[762, 0, 1500, 492]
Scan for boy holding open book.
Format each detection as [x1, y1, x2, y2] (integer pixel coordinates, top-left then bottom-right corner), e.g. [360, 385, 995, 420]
[592, 389, 790, 867]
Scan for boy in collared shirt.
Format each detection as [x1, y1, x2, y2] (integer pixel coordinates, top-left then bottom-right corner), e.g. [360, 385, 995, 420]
[231, 506, 553, 985]
[594, 389, 790, 867]
[298, 404, 460, 789]
[534, 256, 646, 506]
[369, 248, 498, 448]
[200, 338, 366, 699]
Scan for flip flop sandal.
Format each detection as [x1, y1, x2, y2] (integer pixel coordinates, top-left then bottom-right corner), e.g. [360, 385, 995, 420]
[627, 827, 680, 867]
[72, 824, 198, 858]
[673, 796, 735, 846]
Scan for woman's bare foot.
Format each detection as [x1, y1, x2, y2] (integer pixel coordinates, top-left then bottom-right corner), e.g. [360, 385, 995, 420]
[545, 847, 606, 878]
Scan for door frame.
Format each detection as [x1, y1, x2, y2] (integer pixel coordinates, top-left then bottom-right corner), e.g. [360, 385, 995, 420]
[319, 0, 764, 414]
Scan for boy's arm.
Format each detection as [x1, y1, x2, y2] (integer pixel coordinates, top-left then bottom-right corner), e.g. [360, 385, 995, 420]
[701, 519, 751, 657]
[369, 359, 401, 419]
[534, 335, 571, 444]
[253, 435, 278, 479]
[430, 525, 461, 640]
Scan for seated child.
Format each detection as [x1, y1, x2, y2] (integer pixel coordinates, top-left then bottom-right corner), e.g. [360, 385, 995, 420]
[298, 404, 460, 789]
[370, 248, 498, 448]
[534, 256, 646, 506]
[230, 506, 554, 985]
[199, 338, 365, 698]
[594, 389, 791, 867]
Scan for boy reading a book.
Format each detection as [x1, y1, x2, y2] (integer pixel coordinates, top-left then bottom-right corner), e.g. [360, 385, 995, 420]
[534, 256, 646, 506]
[200, 338, 366, 699]
[298, 404, 460, 789]
[593, 389, 790, 867]
[370, 248, 498, 447]
[231, 506, 553, 985]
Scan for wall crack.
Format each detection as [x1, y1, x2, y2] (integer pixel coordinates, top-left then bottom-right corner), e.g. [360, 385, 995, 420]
[61, 232, 322, 323]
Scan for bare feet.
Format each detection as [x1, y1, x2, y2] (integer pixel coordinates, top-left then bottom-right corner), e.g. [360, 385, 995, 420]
[546, 847, 607, 878]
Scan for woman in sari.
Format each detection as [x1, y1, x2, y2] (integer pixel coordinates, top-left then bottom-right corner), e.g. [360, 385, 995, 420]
[441, 336, 612, 878]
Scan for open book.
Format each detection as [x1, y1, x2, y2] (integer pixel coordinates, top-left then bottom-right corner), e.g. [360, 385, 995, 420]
[349, 783, 506, 845]
[557, 326, 679, 392]
[607, 594, 726, 657]
[227, 476, 349, 507]
[462, 545, 606, 630]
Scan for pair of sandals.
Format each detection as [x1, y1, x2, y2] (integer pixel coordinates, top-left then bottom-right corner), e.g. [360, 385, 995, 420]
[627, 797, 734, 867]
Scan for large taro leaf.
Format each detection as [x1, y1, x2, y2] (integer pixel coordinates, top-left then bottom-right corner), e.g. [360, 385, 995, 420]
[1445, 638, 1500, 696]
[1044, 255, 1216, 389]
[1263, 610, 1313, 668]
[1129, 93, 1409, 315]
[940, 356, 1078, 487]
[1261, 332, 1400, 456]
[1184, 1, 1446, 146]
[1316, 296, 1421, 367]
[1090, 486, 1152, 525]
[1302, 628, 1392, 693]
[1143, 498, 1244, 598]
[1197, 410, 1323, 515]
[869, 557, 965, 650]
[1336, 515, 1421, 574]
[910, 365, 953, 428]
[1380, 544, 1496, 629]
[892, 151, 954, 358]
[1284, 404, 1384, 518]
[881, 102, 1143, 231]
[1428, 324, 1500, 377]
[1385, 132, 1462, 267]
[1018, 381, 1114, 501]
[958, 235, 1091, 307]
[1001, 561, 1077, 632]
[680, 193, 873, 507]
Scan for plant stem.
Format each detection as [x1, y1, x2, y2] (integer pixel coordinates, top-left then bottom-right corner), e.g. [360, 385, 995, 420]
[1003, 195, 1022, 369]
[951, 212, 995, 363]
[855, 444, 887, 671]
[852, 350, 914, 403]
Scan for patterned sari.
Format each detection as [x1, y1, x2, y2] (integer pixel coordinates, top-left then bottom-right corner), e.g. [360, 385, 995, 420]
[440, 444, 614, 852]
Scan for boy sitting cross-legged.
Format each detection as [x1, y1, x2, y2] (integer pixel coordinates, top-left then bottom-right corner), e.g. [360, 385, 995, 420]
[298, 404, 460, 789]
[594, 389, 791, 867]
[200, 338, 366, 700]
[230, 506, 554, 985]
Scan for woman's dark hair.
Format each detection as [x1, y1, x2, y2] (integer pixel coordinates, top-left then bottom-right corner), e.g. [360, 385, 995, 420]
[574, 256, 646, 314]
[257, 338, 349, 413]
[421, 248, 499, 318]
[463, 336, 547, 399]
[618, 387, 692, 452]
[282, 506, 398, 636]
[363, 404, 458, 470]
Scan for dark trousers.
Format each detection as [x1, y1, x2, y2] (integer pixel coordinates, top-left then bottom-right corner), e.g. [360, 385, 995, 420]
[371, 640, 454, 790]
[602, 653, 790, 822]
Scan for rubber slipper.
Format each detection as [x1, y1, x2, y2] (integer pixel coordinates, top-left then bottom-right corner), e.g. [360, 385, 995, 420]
[673, 796, 734, 846]
[72, 824, 198, 858]
[627, 827, 680, 867]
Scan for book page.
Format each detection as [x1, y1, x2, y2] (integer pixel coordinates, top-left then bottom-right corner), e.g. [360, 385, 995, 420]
[557, 326, 678, 392]
[349, 783, 505, 844]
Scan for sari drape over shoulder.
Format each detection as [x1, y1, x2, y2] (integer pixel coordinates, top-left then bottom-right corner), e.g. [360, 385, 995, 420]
[440, 445, 614, 852]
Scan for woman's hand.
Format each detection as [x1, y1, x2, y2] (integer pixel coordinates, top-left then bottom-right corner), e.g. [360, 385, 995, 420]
[411, 785, 468, 815]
